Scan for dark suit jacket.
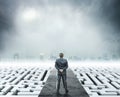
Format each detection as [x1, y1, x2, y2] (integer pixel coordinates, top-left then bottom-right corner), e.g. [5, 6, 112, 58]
[55, 58, 68, 74]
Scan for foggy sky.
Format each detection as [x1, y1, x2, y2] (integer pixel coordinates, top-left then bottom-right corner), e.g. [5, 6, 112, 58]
[0, 0, 120, 59]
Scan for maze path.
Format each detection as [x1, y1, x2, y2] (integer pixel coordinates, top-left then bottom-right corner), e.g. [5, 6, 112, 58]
[39, 69, 89, 97]
[72, 67, 120, 97]
[0, 67, 51, 96]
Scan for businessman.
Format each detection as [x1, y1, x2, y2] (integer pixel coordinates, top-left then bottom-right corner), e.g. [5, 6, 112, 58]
[55, 53, 69, 95]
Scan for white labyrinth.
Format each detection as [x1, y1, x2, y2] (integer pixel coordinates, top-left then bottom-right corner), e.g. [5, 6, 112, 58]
[73, 67, 120, 97]
[0, 67, 51, 96]
[1, 65, 120, 97]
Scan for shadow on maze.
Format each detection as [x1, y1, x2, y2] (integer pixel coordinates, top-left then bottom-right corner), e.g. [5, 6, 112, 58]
[38, 69, 89, 97]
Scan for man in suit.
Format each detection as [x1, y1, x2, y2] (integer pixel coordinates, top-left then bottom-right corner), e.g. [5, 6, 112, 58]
[55, 53, 69, 95]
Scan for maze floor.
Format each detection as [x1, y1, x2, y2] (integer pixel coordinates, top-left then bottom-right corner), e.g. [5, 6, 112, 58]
[0, 67, 51, 96]
[0, 61, 120, 97]
[72, 66, 120, 97]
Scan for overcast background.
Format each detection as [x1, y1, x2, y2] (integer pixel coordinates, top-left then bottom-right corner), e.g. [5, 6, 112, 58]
[0, 0, 120, 60]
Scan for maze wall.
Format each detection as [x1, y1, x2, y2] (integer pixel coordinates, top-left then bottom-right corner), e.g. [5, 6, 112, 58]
[1, 64, 120, 97]
[73, 67, 120, 97]
[0, 67, 51, 96]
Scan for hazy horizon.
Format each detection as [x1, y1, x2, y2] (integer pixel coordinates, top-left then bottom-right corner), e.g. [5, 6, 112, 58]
[0, 0, 120, 60]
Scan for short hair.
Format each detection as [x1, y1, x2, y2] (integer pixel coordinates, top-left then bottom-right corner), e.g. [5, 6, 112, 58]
[59, 53, 64, 58]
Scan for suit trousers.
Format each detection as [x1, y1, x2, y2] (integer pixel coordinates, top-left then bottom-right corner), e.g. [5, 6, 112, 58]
[56, 71, 68, 92]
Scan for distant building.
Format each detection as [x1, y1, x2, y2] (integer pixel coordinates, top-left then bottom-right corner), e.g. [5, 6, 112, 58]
[14, 53, 19, 60]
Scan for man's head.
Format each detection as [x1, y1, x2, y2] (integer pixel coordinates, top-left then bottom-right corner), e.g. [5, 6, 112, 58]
[59, 53, 64, 58]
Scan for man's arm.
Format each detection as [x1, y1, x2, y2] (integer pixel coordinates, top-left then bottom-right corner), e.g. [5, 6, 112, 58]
[63, 60, 68, 70]
[55, 60, 59, 70]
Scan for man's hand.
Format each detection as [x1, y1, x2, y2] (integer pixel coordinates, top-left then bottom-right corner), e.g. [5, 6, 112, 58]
[59, 69, 63, 72]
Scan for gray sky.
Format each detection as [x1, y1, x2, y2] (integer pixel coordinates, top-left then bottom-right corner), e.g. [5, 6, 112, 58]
[0, 0, 120, 59]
